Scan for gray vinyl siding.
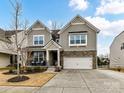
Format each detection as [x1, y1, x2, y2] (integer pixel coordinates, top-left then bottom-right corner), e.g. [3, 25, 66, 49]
[27, 30, 51, 47]
[59, 24, 97, 51]
[110, 32, 124, 68]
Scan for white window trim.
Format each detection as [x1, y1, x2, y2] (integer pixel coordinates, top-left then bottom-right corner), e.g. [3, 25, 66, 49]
[33, 35, 44, 46]
[71, 22, 85, 25]
[69, 34, 87, 46]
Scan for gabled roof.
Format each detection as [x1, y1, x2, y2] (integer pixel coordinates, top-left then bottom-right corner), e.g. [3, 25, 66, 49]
[51, 29, 60, 41]
[28, 20, 51, 33]
[5, 30, 22, 37]
[0, 28, 11, 43]
[51, 29, 60, 35]
[58, 15, 100, 34]
[43, 40, 62, 49]
[0, 50, 17, 55]
[110, 31, 124, 48]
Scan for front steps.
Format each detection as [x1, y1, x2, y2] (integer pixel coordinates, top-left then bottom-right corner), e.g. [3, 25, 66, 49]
[45, 67, 56, 72]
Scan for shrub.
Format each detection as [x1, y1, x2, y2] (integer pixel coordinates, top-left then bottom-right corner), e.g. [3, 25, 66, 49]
[25, 66, 47, 73]
[25, 67, 33, 73]
[117, 66, 121, 72]
[55, 66, 61, 72]
[34, 66, 41, 72]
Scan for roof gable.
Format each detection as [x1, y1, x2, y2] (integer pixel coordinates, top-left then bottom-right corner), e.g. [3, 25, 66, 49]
[43, 40, 62, 49]
[28, 20, 51, 33]
[58, 15, 100, 34]
[110, 31, 124, 48]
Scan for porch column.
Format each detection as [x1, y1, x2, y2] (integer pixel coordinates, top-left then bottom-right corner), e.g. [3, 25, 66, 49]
[57, 50, 60, 67]
[46, 50, 49, 66]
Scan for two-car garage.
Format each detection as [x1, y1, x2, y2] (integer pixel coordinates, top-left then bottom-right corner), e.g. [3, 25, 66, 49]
[63, 57, 93, 69]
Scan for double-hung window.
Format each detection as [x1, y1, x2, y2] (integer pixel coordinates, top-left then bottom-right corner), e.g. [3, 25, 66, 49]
[33, 35, 44, 46]
[69, 34, 87, 46]
[33, 52, 44, 63]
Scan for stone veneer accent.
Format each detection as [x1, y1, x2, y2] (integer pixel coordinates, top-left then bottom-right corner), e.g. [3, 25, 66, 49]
[60, 51, 97, 69]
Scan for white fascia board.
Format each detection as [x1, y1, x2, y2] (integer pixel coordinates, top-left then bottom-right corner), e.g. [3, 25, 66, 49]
[32, 28, 45, 30]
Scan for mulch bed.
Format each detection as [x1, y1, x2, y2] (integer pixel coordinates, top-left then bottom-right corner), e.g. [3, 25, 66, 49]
[8, 76, 30, 82]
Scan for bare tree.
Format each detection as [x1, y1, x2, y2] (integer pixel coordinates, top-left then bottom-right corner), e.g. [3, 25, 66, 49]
[49, 20, 63, 30]
[9, 0, 28, 77]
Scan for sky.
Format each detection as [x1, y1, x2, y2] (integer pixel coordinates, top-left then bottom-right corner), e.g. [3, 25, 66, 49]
[0, 0, 124, 55]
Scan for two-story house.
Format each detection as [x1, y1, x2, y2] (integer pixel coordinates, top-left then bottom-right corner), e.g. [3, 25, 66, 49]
[0, 15, 100, 69]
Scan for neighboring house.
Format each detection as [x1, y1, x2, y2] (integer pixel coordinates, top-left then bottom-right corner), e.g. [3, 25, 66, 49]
[110, 31, 124, 68]
[0, 15, 100, 69]
[0, 28, 17, 67]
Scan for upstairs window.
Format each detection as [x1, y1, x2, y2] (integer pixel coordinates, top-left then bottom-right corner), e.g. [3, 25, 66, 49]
[33, 35, 44, 46]
[121, 43, 124, 50]
[69, 34, 87, 46]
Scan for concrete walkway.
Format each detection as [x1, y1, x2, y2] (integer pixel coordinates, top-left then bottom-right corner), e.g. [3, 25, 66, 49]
[0, 86, 38, 93]
[1, 70, 124, 93]
[35, 70, 124, 93]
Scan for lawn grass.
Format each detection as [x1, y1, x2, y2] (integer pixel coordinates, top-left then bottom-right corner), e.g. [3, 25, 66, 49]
[0, 67, 15, 70]
[0, 70, 56, 87]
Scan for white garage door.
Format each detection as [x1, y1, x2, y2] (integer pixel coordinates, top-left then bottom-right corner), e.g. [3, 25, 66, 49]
[0, 53, 10, 68]
[64, 57, 92, 69]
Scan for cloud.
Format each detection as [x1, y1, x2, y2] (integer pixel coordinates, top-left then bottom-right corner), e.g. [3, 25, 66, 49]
[97, 44, 109, 55]
[85, 16, 124, 37]
[96, 0, 124, 15]
[85, 16, 124, 55]
[69, 0, 89, 11]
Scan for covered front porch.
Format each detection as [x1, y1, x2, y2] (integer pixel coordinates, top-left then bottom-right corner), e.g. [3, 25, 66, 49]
[27, 40, 62, 67]
[46, 49, 60, 67]
[45, 40, 62, 67]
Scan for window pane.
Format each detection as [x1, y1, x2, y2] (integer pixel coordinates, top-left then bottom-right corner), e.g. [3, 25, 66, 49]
[33, 52, 38, 57]
[122, 43, 124, 49]
[81, 35, 86, 44]
[34, 58, 38, 62]
[39, 41, 43, 44]
[76, 35, 80, 44]
[39, 58, 43, 62]
[39, 52, 43, 57]
[123, 43, 124, 47]
[70, 35, 75, 40]
[70, 40, 75, 44]
[70, 34, 87, 45]
[70, 35, 75, 44]
[34, 37, 38, 44]
[33, 52, 44, 63]
[39, 36, 43, 44]
[34, 41, 38, 44]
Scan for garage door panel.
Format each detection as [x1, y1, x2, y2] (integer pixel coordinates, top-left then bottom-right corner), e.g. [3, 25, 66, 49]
[64, 57, 92, 69]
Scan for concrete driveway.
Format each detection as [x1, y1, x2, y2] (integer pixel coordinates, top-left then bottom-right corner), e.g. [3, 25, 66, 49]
[36, 70, 124, 93]
[0, 70, 124, 93]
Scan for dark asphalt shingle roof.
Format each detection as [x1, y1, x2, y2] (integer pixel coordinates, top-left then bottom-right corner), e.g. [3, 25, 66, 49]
[5, 30, 23, 37]
[51, 29, 60, 41]
[0, 29, 22, 43]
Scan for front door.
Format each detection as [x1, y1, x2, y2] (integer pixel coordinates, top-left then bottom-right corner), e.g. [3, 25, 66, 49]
[49, 50, 57, 66]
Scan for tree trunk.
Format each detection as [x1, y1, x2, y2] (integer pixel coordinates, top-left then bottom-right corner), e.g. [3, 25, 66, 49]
[17, 50, 20, 76]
